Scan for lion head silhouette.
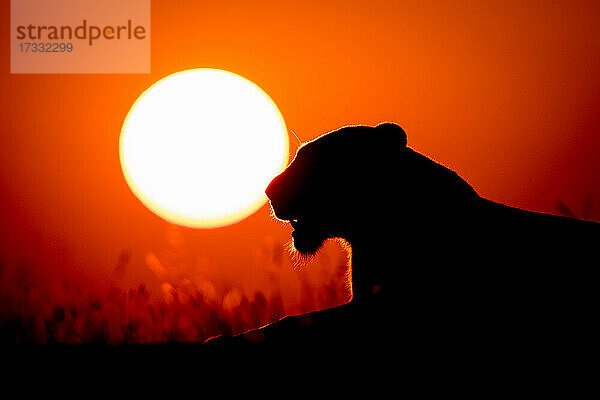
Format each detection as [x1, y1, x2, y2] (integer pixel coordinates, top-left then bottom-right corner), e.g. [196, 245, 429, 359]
[266, 123, 479, 256]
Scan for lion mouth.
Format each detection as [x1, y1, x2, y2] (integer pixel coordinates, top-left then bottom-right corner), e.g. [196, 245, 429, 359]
[289, 218, 309, 235]
[286, 217, 327, 255]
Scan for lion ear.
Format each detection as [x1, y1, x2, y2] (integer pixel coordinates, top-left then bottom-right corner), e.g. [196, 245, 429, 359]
[375, 123, 407, 147]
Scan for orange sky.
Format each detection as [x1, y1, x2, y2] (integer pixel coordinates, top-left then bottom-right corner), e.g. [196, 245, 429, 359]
[1, 1, 600, 339]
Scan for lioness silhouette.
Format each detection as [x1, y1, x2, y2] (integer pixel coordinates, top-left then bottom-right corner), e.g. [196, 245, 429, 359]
[211, 123, 597, 362]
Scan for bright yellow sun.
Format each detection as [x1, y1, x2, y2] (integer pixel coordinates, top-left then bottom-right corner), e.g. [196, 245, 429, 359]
[120, 69, 289, 228]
